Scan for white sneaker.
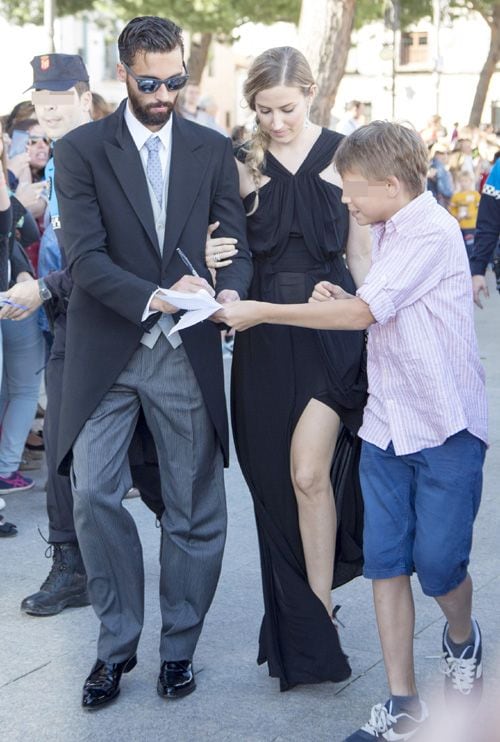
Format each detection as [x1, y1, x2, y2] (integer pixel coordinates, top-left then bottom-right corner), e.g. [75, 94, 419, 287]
[441, 618, 483, 702]
[344, 699, 429, 740]
[0, 497, 5, 510]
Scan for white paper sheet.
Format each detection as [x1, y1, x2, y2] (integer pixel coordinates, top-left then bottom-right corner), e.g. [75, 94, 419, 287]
[154, 288, 223, 335]
[156, 288, 221, 312]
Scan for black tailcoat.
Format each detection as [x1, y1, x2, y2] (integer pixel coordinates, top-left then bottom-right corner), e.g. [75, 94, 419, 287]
[54, 102, 252, 474]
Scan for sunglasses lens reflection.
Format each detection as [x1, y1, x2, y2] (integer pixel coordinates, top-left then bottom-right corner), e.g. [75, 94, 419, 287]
[137, 75, 189, 94]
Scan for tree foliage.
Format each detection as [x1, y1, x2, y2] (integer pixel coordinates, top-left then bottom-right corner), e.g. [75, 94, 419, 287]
[354, 0, 432, 31]
[0, 0, 300, 31]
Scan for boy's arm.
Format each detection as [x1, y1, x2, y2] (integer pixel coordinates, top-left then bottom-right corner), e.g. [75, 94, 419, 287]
[219, 284, 375, 332]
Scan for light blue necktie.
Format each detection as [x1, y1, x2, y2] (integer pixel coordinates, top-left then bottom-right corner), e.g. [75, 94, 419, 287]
[145, 135, 163, 208]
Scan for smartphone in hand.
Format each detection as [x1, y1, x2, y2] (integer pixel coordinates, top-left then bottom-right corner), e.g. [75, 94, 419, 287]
[8, 130, 30, 158]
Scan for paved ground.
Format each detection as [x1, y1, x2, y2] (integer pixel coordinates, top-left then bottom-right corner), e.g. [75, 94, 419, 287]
[1, 272, 499, 741]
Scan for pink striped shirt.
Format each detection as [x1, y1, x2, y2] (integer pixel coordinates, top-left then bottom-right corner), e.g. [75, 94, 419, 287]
[356, 190, 488, 455]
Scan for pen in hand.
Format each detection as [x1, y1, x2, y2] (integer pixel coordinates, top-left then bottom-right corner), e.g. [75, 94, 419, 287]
[176, 248, 199, 277]
[0, 299, 30, 311]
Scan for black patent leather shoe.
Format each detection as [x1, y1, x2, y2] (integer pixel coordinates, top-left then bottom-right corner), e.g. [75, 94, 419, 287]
[82, 655, 137, 710]
[157, 660, 196, 699]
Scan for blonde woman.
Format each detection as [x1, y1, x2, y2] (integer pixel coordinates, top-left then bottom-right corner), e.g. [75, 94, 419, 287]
[207, 47, 371, 691]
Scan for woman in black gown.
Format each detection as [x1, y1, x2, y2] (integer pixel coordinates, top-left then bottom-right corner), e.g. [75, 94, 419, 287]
[207, 47, 371, 691]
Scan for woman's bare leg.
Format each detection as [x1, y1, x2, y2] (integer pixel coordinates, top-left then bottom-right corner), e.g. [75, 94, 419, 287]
[290, 400, 340, 614]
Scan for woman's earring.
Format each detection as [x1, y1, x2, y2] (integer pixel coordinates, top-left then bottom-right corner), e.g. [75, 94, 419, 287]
[253, 117, 260, 134]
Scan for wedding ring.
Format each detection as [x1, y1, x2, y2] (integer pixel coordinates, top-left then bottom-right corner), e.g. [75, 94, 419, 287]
[214, 253, 220, 262]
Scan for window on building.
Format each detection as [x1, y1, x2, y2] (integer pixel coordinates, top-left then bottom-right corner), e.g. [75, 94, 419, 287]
[400, 32, 429, 65]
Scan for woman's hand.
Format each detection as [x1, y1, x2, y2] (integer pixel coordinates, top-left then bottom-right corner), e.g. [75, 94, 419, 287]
[309, 281, 355, 303]
[205, 221, 238, 269]
[216, 300, 266, 331]
[0, 276, 41, 320]
[7, 152, 30, 181]
[15, 181, 48, 218]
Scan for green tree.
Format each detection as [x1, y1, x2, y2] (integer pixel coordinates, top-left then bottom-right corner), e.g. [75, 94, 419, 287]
[0, 0, 300, 82]
[300, 0, 433, 127]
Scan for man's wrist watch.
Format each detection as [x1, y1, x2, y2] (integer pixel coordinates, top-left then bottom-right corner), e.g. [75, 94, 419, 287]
[38, 278, 52, 302]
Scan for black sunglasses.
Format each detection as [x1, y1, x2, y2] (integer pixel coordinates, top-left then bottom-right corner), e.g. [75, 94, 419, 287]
[28, 135, 50, 145]
[122, 62, 189, 94]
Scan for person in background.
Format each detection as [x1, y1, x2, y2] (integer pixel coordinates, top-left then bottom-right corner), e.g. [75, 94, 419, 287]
[6, 118, 50, 275]
[0, 126, 18, 535]
[420, 113, 447, 146]
[230, 124, 246, 148]
[0, 117, 44, 497]
[196, 95, 227, 135]
[470, 156, 500, 307]
[91, 91, 113, 120]
[4, 100, 35, 136]
[336, 100, 364, 135]
[177, 80, 200, 121]
[0, 54, 95, 613]
[449, 170, 481, 257]
[427, 142, 454, 208]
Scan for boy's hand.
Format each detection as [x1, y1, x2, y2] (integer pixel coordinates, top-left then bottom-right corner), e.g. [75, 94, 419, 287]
[211, 289, 240, 323]
[310, 281, 355, 303]
[216, 300, 265, 331]
[472, 275, 488, 308]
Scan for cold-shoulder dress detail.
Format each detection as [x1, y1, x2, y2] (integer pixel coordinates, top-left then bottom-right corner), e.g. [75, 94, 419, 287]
[231, 130, 367, 691]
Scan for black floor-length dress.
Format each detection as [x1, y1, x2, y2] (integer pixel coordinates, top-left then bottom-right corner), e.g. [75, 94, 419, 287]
[231, 129, 368, 691]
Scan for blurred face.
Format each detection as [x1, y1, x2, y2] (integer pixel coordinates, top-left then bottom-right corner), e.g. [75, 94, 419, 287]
[184, 83, 200, 108]
[118, 49, 184, 131]
[459, 173, 474, 191]
[254, 85, 312, 145]
[27, 124, 50, 171]
[34, 87, 92, 140]
[341, 170, 395, 225]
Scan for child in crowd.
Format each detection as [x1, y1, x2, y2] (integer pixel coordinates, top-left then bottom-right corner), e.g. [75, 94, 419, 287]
[220, 121, 488, 742]
[449, 170, 481, 256]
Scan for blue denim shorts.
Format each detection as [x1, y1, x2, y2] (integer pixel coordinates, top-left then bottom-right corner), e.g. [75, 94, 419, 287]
[359, 430, 486, 596]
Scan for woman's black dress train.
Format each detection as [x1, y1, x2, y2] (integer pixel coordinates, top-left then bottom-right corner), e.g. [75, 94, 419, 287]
[231, 130, 367, 691]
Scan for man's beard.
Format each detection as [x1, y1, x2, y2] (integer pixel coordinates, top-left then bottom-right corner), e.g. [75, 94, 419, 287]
[127, 82, 175, 127]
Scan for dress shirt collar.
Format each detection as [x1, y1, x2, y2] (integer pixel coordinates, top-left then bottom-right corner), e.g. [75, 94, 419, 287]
[124, 101, 173, 152]
[371, 190, 434, 243]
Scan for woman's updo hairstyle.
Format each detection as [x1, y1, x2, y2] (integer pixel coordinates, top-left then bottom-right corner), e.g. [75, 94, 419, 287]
[242, 47, 315, 209]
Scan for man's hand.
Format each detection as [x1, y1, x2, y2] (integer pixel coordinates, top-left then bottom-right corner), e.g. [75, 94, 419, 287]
[310, 281, 355, 303]
[216, 300, 265, 331]
[149, 275, 215, 314]
[472, 275, 489, 309]
[0, 276, 41, 320]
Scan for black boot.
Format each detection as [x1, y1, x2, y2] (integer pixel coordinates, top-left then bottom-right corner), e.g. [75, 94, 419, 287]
[21, 542, 90, 616]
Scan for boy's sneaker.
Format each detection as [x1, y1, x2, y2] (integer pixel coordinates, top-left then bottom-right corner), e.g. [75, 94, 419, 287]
[441, 618, 483, 701]
[0, 496, 5, 510]
[0, 471, 35, 494]
[344, 699, 428, 741]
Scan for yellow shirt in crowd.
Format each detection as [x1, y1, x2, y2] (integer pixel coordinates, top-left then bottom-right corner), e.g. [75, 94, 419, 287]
[449, 189, 481, 229]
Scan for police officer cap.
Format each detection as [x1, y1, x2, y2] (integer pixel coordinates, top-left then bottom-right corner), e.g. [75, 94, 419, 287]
[26, 53, 89, 91]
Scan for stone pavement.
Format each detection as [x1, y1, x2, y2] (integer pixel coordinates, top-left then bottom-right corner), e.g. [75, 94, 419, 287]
[1, 273, 499, 742]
